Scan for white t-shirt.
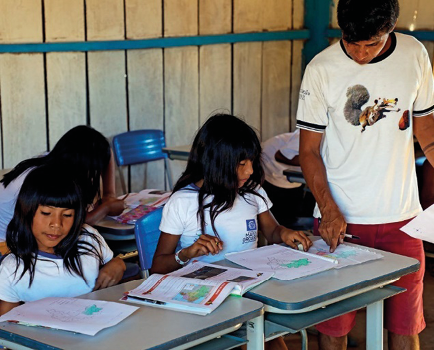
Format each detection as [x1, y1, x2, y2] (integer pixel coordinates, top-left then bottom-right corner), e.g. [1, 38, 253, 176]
[262, 130, 302, 189]
[0, 225, 113, 303]
[296, 33, 434, 224]
[160, 184, 271, 263]
[0, 168, 33, 242]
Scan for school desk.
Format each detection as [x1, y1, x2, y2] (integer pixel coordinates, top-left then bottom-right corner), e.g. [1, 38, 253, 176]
[283, 165, 305, 184]
[162, 145, 191, 161]
[237, 239, 420, 350]
[0, 279, 265, 350]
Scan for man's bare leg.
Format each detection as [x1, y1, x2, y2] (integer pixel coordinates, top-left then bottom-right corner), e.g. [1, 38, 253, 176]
[388, 333, 419, 350]
[318, 332, 347, 350]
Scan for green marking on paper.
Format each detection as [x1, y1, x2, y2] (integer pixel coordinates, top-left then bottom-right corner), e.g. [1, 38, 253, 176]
[281, 258, 311, 268]
[83, 304, 102, 315]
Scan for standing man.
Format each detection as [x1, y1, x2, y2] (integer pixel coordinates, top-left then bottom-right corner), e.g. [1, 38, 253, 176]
[297, 0, 434, 349]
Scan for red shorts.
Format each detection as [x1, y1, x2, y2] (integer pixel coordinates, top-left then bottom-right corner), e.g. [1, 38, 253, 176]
[314, 218, 426, 336]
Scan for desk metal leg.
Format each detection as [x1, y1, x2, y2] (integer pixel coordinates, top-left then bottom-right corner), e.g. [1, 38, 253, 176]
[247, 314, 265, 350]
[366, 299, 384, 350]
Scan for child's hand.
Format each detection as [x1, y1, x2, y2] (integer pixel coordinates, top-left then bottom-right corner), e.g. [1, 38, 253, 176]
[183, 234, 224, 260]
[100, 197, 125, 216]
[280, 229, 312, 252]
[93, 257, 126, 290]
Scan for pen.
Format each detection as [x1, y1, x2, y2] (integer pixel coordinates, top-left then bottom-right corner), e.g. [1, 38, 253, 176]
[127, 295, 166, 305]
[344, 234, 360, 240]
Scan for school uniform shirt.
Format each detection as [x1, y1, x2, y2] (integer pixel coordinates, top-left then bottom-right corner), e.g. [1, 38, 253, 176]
[261, 130, 302, 189]
[0, 168, 33, 242]
[0, 225, 113, 303]
[160, 184, 272, 263]
[296, 32, 434, 224]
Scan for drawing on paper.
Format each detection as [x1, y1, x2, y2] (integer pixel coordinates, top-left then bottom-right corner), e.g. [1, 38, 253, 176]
[315, 247, 357, 260]
[172, 284, 212, 304]
[267, 257, 311, 269]
[83, 304, 103, 315]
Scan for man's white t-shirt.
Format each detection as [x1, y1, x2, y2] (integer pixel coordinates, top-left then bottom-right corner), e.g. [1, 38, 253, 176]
[296, 33, 434, 224]
[160, 184, 271, 263]
[0, 225, 113, 303]
[262, 130, 302, 189]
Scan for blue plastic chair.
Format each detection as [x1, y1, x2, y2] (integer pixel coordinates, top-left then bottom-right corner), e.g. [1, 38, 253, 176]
[112, 129, 173, 193]
[134, 207, 163, 278]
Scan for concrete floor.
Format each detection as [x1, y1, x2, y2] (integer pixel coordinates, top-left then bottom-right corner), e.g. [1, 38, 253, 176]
[284, 256, 434, 350]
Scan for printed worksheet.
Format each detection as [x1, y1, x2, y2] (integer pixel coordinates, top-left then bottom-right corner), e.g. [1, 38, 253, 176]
[0, 298, 139, 336]
[400, 203, 434, 243]
[225, 245, 336, 280]
[308, 240, 383, 269]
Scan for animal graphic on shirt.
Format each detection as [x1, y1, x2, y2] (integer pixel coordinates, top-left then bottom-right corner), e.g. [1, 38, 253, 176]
[344, 85, 401, 132]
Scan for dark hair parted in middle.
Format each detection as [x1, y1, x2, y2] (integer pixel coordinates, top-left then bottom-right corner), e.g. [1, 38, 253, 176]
[173, 114, 265, 239]
[6, 164, 104, 287]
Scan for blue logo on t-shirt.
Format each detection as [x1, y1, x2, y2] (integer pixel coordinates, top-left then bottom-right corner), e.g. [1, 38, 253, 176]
[246, 219, 256, 231]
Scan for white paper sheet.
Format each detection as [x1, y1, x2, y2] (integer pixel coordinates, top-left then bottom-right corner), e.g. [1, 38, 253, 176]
[225, 245, 336, 280]
[0, 297, 139, 336]
[400, 203, 434, 243]
[308, 240, 383, 269]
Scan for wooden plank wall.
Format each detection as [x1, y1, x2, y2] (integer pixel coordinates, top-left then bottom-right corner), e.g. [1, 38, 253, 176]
[0, 0, 304, 194]
[0, 0, 432, 194]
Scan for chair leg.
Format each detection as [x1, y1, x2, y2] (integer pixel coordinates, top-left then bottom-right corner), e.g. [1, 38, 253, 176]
[164, 158, 174, 190]
[118, 166, 127, 194]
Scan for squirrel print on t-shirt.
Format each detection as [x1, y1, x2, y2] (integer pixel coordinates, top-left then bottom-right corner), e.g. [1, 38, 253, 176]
[343, 84, 410, 132]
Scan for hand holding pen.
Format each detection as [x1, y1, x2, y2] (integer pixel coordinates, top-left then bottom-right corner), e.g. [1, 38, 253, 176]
[317, 210, 347, 253]
[183, 233, 224, 259]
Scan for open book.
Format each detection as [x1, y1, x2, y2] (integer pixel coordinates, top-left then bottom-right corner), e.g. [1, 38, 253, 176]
[122, 262, 273, 315]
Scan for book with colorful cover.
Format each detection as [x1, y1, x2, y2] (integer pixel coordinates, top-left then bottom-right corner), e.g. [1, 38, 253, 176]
[121, 262, 273, 315]
[115, 205, 158, 224]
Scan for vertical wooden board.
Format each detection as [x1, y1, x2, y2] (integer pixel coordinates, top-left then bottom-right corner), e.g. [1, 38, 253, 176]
[199, 0, 232, 35]
[293, 0, 305, 29]
[262, 41, 291, 140]
[199, 44, 232, 124]
[164, 46, 199, 183]
[233, 42, 262, 133]
[330, 0, 338, 29]
[88, 51, 128, 194]
[86, 0, 124, 40]
[125, 0, 162, 39]
[0, 54, 46, 167]
[46, 52, 87, 147]
[164, 0, 198, 37]
[44, 0, 85, 42]
[233, 0, 262, 33]
[291, 40, 303, 130]
[0, 0, 42, 43]
[263, 0, 292, 31]
[127, 49, 165, 191]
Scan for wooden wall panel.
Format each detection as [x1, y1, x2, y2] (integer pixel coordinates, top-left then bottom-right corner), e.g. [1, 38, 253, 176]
[164, 47, 199, 182]
[127, 49, 165, 191]
[0, 54, 46, 167]
[261, 41, 291, 140]
[0, 0, 42, 43]
[199, 0, 232, 35]
[199, 44, 232, 124]
[263, 0, 292, 31]
[86, 0, 124, 40]
[44, 0, 85, 42]
[164, 0, 198, 37]
[233, 42, 262, 133]
[125, 0, 162, 39]
[46, 53, 87, 147]
[291, 40, 304, 130]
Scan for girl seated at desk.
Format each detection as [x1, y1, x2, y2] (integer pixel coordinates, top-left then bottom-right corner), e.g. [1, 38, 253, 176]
[0, 165, 126, 316]
[151, 114, 312, 350]
[0, 125, 125, 244]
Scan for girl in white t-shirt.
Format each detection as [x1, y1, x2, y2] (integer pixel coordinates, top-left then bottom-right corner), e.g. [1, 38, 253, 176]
[152, 114, 312, 274]
[0, 165, 126, 316]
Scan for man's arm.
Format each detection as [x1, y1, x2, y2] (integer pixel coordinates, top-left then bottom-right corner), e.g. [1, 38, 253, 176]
[414, 113, 434, 167]
[299, 129, 346, 252]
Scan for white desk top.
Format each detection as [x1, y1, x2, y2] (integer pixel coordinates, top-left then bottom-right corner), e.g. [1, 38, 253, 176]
[0, 280, 264, 350]
[240, 241, 419, 312]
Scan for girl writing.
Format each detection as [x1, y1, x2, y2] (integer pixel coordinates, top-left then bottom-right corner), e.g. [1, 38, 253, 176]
[0, 125, 125, 242]
[0, 165, 126, 316]
[151, 114, 312, 274]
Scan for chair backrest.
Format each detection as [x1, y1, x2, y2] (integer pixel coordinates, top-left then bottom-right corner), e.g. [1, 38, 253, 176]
[112, 129, 167, 167]
[112, 129, 173, 192]
[134, 207, 163, 277]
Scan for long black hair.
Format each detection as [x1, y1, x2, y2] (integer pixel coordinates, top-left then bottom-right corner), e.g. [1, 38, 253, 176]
[6, 164, 104, 287]
[1, 125, 111, 207]
[173, 114, 265, 239]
